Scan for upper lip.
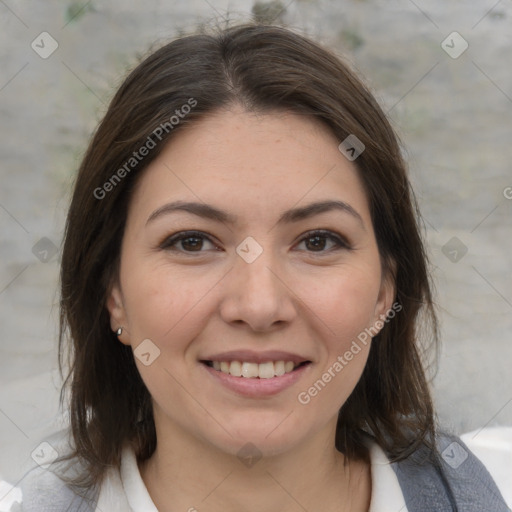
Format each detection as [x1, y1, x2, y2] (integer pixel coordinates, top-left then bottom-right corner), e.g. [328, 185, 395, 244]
[200, 350, 311, 365]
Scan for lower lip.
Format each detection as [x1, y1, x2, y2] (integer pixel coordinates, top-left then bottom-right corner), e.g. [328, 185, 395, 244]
[201, 362, 312, 397]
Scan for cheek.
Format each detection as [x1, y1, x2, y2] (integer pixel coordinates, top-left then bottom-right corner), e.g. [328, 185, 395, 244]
[122, 266, 215, 415]
[121, 261, 217, 343]
[300, 265, 382, 345]
[293, 266, 380, 407]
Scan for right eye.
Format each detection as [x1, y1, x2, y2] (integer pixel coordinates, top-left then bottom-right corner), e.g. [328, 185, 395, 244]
[159, 231, 220, 253]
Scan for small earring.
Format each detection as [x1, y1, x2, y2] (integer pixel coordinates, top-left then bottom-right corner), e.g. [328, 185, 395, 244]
[116, 327, 123, 336]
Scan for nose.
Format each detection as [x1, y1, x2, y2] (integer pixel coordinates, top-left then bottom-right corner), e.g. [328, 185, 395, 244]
[218, 248, 297, 332]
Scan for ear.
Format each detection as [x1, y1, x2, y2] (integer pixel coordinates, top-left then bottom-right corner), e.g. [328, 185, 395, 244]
[106, 281, 131, 346]
[372, 263, 397, 330]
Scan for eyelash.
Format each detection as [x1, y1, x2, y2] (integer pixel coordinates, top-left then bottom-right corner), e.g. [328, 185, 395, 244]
[159, 229, 352, 255]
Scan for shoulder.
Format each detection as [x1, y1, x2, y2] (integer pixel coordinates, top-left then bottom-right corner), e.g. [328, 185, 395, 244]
[17, 466, 96, 512]
[391, 431, 510, 512]
[13, 430, 99, 512]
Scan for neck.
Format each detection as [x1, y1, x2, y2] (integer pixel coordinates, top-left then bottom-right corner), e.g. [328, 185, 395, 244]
[139, 417, 371, 512]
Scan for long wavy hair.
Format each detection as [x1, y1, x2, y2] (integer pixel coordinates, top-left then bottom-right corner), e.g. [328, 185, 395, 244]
[58, 22, 438, 491]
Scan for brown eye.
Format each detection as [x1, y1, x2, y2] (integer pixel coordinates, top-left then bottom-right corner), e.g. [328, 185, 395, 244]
[160, 231, 217, 253]
[179, 236, 204, 251]
[296, 230, 351, 253]
[304, 234, 328, 251]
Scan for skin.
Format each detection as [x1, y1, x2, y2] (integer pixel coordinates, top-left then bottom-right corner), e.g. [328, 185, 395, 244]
[107, 106, 395, 512]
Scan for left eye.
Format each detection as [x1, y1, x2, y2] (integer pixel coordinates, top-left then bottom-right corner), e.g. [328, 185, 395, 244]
[295, 231, 349, 252]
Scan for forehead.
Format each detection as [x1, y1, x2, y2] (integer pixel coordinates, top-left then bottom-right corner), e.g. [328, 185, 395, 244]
[127, 107, 372, 227]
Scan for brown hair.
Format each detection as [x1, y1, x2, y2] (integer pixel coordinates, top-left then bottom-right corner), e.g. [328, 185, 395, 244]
[58, 22, 438, 490]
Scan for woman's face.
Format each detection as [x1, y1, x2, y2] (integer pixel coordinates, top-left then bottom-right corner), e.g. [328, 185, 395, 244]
[108, 107, 394, 457]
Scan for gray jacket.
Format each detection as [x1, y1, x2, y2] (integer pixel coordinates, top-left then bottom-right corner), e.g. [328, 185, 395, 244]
[16, 434, 509, 511]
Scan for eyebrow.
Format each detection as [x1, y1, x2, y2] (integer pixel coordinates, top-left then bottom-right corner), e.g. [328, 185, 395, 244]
[146, 199, 364, 228]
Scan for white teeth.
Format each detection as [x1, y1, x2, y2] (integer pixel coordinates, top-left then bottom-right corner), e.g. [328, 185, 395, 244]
[258, 361, 275, 379]
[229, 360, 242, 377]
[241, 362, 260, 378]
[274, 361, 285, 376]
[209, 360, 302, 378]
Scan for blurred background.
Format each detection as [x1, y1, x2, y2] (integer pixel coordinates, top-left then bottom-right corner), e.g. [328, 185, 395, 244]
[0, 0, 511, 487]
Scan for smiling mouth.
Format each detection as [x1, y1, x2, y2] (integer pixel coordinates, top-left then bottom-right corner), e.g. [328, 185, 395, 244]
[201, 360, 311, 379]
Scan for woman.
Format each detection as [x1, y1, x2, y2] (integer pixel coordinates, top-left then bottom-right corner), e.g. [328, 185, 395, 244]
[17, 23, 508, 511]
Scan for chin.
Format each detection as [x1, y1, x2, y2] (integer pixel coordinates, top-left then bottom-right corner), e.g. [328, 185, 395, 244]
[212, 435, 297, 461]
[203, 418, 308, 459]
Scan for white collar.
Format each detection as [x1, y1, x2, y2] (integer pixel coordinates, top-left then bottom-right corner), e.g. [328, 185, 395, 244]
[368, 441, 408, 512]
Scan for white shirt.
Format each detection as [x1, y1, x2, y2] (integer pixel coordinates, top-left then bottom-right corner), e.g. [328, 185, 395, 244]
[95, 441, 408, 512]
[1, 428, 509, 511]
